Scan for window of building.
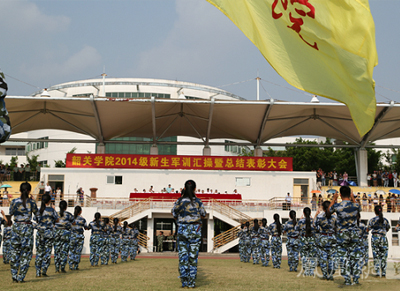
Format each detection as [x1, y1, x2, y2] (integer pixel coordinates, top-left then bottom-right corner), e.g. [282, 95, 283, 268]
[107, 176, 114, 184]
[236, 177, 251, 187]
[72, 93, 92, 97]
[107, 175, 123, 185]
[26, 137, 49, 153]
[48, 175, 64, 181]
[224, 140, 250, 154]
[5, 147, 25, 156]
[100, 136, 177, 155]
[105, 92, 171, 99]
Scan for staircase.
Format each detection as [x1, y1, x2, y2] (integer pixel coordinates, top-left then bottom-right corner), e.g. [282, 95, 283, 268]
[209, 199, 252, 223]
[107, 198, 152, 250]
[208, 199, 253, 253]
[212, 220, 254, 253]
[108, 198, 151, 221]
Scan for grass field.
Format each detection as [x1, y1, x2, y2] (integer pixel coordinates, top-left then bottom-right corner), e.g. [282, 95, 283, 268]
[0, 255, 399, 290]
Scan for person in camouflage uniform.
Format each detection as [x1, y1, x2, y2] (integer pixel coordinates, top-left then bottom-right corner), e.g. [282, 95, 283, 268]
[0, 70, 11, 144]
[250, 218, 261, 264]
[2, 216, 12, 264]
[130, 224, 139, 260]
[0, 210, 8, 249]
[367, 205, 390, 277]
[88, 212, 105, 266]
[315, 201, 337, 280]
[34, 193, 58, 277]
[356, 212, 369, 269]
[295, 207, 317, 276]
[242, 221, 252, 263]
[120, 221, 131, 262]
[268, 214, 282, 269]
[54, 200, 74, 273]
[282, 211, 299, 272]
[171, 180, 206, 289]
[110, 218, 122, 264]
[329, 186, 362, 286]
[9, 182, 38, 282]
[167, 232, 174, 251]
[101, 217, 112, 265]
[68, 206, 87, 270]
[237, 224, 245, 262]
[157, 231, 165, 252]
[259, 218, 270, 267]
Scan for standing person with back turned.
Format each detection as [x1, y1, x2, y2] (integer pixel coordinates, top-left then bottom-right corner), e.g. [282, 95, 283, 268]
[329, 186, 362, 286]
[367, 205, 390, 277]
[54, 200, 74, 273]
[171, 180, 206, 289]
[9, 182, 38, 283]
[34, 193, 58, 278]
[68, 206, 87, 270]
[283, 210, 299, 272]
[315, 201, 338, 281]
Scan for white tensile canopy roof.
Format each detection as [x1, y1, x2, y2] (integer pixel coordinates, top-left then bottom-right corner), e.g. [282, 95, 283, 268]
[6, 96, 398, 148]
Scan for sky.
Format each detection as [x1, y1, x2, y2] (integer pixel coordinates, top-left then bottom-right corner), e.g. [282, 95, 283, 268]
[0, 0, 399, 103]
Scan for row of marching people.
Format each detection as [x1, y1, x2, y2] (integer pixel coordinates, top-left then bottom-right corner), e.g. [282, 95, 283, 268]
[0, 182, 140, 283]
[238, 186, 399, 286]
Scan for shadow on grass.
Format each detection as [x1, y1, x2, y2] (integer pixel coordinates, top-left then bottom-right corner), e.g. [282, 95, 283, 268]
[197, 264, 212, 288]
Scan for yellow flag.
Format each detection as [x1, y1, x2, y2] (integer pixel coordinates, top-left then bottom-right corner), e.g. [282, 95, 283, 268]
[206, 0, 378, 136]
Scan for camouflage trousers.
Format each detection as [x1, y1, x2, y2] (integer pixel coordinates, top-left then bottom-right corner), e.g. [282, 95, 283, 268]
[90, 234, 105, 266]
[101, 237, 110, 265]
[260, 239, 270, 267]
[120, 238, 130, 262]
[130, 239, 138, 260]
[238, 239, 244, 262]
[299, 236, 317, 276]
[68, 232, 84, 270]
[270, 236, 282, 268]
[243, 239, 252, 262]
[286, 237, 299, 271]
[3, 238, 11, 264]
[0, 72, 11, 144]
[10, 223, 34, 281]
[54, 229, 71, 272]
[336, 230, 363, 284]
[251, 237, 261, 264]
[371, 235, 388, 276]
[361, 239, 369, 268]
[109, 237, 121, 263]
[177, 223, 202, 288]
[157, 239, 163, 252]
[317, 235, 337, 279]
[35, 231, 54, 276]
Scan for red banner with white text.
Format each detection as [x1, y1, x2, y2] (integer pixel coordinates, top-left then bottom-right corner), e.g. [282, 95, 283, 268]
[66, 154, 292, 171]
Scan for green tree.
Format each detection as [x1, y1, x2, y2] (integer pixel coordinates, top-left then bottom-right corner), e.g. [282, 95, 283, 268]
[54, 147, 77, 168]
[259, 138, 382, 176]
[26, 154, 39, 170]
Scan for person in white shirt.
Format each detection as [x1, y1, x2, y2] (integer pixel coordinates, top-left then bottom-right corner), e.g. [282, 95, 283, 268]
[44, 183, 52, 195]
[285, 193, 292, 210]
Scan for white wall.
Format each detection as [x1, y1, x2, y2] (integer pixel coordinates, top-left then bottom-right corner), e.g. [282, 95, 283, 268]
[41, 167, 316, 200]
[26, 130, 96, 167]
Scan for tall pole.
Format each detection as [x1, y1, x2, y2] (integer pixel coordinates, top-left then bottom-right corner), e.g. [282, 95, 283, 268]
[101, 73, 107, 97]
[256, 76, 261, 101]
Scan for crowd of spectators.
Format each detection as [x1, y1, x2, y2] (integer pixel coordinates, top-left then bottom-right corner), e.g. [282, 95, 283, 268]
[315, 168, 351, 190]
[367, 170, 398, 187]
[311, 191, 400, 213]
[0, 163, 41, 182]
[131, 184, 239, 195]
